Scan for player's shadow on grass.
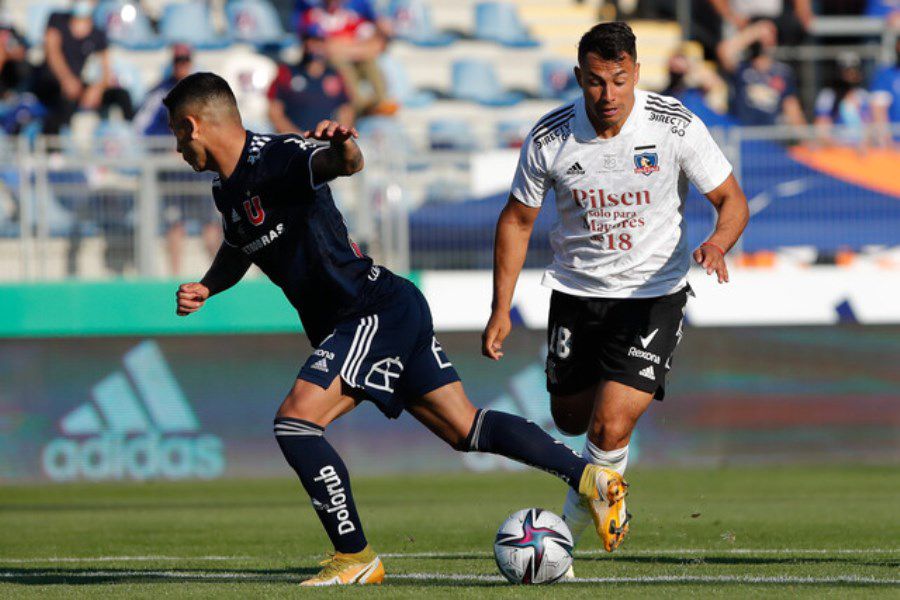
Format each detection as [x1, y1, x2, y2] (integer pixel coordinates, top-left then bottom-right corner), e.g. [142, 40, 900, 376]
[0, 567, 507, 588]
[0, 567, 319, 586]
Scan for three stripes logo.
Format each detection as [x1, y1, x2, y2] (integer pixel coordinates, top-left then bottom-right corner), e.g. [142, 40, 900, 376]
[41, 341, 225, 482]
[566, 162, 585, 176]
[639, 365, 656, 380]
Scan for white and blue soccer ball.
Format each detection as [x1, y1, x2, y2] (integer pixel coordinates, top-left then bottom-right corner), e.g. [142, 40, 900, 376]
[493, 508, 574, 584]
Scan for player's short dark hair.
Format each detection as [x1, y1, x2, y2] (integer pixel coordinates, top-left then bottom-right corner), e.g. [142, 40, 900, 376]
[578, 22, 637, 64]
[162, 71, 238, 116]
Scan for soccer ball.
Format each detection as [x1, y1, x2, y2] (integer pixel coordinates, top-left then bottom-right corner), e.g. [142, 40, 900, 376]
[493, 508, 574, 584]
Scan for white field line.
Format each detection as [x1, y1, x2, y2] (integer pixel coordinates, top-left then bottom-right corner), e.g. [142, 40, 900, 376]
[1, 548, 897, 564]
[0, 570, 897, 586]
[0, 556, 249, 564]
[381, 548, 900, 559]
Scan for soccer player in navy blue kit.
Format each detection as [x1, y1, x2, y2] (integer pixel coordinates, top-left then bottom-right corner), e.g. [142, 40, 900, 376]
[165, 72, 627, 586]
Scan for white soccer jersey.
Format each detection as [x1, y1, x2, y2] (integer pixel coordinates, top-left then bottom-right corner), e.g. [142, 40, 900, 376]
[510, 90, 733, 298]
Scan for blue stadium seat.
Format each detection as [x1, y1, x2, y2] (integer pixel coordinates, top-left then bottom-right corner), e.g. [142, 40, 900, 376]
[379, 56, 435, 108]
[474, 2, 539, 48]
[428, 118, 476, 150]
[496, 119, 530, 148]
[225, 0, 295, 50]
[390, 0, 457, 47]
[26, 2, 65, 47]
[94, 1, 164, 50]
[82, 56, 147, 108]
[539, 59, 579, 100]
[451, 59, 524, 106]
[160, 3, 231, 50]
[356, 115, 407, 148]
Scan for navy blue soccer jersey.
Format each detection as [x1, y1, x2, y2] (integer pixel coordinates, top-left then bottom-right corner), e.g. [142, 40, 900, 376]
[211, 131, 396, 345]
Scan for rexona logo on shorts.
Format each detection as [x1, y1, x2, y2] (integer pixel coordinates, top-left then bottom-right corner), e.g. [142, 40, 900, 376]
[41, 341, 225, 482]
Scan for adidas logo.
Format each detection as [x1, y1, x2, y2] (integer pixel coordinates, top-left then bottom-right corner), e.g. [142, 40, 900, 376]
[639, 365, 656, 380]
[231, 208, 240, 222]
[311, 358, 329, 373]
[566, 162, 585, 175]
[41, 341, 225, 482]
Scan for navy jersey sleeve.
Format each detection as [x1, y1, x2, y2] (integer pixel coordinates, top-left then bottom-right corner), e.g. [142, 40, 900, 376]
[260, 135, 326, 195]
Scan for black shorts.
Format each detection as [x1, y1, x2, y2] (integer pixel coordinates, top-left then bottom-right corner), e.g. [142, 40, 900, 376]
[545, 287, 689, 400]
[298, 279, 461, 419]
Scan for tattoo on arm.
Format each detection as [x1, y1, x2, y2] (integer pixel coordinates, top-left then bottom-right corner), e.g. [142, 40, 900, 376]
[312, 140, 364, 186]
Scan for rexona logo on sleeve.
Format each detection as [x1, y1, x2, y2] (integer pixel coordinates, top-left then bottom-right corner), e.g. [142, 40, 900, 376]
[41, 341, 225, 482]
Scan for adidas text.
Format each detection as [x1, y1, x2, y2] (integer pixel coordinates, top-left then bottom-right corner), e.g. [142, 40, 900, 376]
[313, 465, 357, 535]
[41, 341, 225, 482]
[42, 433, 224, 481]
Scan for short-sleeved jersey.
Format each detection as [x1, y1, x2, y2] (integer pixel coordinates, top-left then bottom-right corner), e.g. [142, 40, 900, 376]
[45, 12, 108, 78]
[267, 62, 350, 132]
[212, 131, 396, 345]
[510, 90, 732, 299]
[731, 60, 797, 126]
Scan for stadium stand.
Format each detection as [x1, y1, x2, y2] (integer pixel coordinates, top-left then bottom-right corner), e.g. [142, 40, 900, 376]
[390, 0, 458, 47]
[225, 0, 295, 50]
[0, 0, 897, 279]
[95, 0, 164, 51]
[159, 2, 231, 50]
[473, 2, 540, 48]
[451, 58, 525, 105]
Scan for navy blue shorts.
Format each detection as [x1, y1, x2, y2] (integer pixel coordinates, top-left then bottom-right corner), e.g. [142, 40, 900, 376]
[298, 279, 460, 418]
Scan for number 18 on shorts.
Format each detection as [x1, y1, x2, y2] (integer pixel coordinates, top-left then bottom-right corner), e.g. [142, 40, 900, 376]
[545, 288, 688, 400]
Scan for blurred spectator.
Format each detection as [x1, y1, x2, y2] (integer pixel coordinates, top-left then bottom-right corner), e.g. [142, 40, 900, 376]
[296, 0, 397, 115]
[267, 39, 354, 134]
[32, 0, 133, 134]
[132, 43, 194, 136]
[707, 0, 813, 44]
[0, 15, 42, 135]
[866, 0, 900, 27]
[871, 37, 900, 146]
[133, 44, 219, 276]
[0, 17, 30, 98]
[662, 43, 734, 128]
[814, 53, 872, 145]
[717, 19, 806, 127]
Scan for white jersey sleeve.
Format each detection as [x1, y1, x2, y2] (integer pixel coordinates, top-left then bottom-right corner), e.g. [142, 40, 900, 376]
[677, 117, 732, 194]
[510, 132, 552, 208]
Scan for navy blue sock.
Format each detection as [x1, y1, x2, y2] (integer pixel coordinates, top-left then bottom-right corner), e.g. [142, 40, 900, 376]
[274, 417, 368, 554]
[464, 409, 587, 489]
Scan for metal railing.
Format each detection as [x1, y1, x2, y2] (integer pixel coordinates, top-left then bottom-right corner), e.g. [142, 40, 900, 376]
[0, 123, 897, 281]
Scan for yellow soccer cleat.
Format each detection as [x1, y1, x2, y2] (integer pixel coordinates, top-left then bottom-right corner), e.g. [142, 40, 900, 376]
[578, 464, 631, 552]
[300, 545, 385, 586]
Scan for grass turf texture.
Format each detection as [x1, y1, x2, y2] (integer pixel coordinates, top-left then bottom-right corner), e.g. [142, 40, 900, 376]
[0, 465, 897, 598]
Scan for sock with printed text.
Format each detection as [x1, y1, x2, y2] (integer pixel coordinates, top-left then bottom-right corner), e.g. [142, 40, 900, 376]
[274, 417, 368, 554]
[563, 441, 629, 543]
[464, 409, 587, 489]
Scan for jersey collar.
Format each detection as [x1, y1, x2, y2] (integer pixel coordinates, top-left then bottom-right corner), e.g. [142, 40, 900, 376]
[220, 130, 253, 187]
[573, 92, 645, 143]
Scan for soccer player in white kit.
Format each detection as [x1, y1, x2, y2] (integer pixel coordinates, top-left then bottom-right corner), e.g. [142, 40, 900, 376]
[482, 22, 749, 558]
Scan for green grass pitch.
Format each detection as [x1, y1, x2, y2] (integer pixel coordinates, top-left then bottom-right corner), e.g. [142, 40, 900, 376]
[1, 465, 898, 598]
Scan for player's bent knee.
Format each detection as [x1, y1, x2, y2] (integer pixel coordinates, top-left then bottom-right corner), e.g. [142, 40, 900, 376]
[589, 418, 634, 449]
[550, 403, 589, 436]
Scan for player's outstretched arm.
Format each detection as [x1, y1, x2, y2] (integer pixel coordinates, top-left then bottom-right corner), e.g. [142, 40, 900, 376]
[307, 119, 363, 186]
[176, 242, 252, 316]
[694, 173, 750, 284]
[482, 196, 540, 360]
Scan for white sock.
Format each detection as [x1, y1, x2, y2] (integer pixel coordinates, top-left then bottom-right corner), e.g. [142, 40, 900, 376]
[562, 441, 629, 545]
